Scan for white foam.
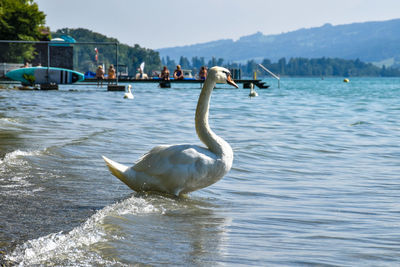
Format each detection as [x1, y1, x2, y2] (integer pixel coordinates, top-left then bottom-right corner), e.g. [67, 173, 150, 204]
[2, 149, 42, 163]
[0, 149, 43, 173]
[7, 196, 163, 266]
[0, 117, 25, 131]
[0, 150, 42, 196]
[0, 150, 42, 171]
[0, 117, 20, 124]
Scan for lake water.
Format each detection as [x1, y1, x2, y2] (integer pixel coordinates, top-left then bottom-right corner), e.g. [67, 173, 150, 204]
[1, 78, 400, 266]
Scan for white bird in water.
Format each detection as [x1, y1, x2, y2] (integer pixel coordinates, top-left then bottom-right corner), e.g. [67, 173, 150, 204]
[249, 83, 258, 97]
[103, 66, 238, 196]
[123, 85, 134, 99]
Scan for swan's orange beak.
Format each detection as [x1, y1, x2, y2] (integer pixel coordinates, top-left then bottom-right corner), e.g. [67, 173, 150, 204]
[227, 75, 239, 88]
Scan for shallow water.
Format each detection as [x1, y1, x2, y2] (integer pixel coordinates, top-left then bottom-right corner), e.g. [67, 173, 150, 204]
[1, 78, 400, 266]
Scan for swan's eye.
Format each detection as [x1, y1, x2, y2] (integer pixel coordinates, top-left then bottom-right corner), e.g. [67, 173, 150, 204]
[222, 70, 231, 77]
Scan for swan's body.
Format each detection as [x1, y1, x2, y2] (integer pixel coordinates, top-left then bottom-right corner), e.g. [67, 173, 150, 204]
[103, 66, 238, 196]
[123, 85, 134, 99]
[249, 83, 258, 97]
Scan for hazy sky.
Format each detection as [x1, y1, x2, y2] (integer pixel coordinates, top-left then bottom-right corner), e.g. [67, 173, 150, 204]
[36, 0, 400, 49]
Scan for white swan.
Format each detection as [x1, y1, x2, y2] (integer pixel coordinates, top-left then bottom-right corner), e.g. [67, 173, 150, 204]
[249, 83, 258, 97]
[103, 66, 238, 196]
[123, 85, 134, 99]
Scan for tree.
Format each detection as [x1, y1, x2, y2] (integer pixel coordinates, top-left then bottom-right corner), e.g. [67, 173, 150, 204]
[191, 56, 205, 70]
[246, 60, 258, 76]
[163, 56, 176, 72]
[207, 57, 224, 68]
[0, 0, 50, 62]
[179, 56, 191, 69]
[52, 28, 162, 75]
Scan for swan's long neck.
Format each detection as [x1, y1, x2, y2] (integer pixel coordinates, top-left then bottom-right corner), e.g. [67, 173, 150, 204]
[195, 76, 232, 157]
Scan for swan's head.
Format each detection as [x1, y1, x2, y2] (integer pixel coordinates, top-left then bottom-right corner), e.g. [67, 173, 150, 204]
[208, 66, 239, 88]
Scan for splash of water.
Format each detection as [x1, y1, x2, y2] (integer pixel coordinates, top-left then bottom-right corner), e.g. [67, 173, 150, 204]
[6, 196, 164, 266]
[0, 150, 42, 165]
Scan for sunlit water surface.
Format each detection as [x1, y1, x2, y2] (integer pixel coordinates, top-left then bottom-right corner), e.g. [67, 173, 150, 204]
[1, 78, 400, 266]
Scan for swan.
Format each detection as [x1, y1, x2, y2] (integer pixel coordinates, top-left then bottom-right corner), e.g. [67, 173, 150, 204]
[249, 83, 258, 97]
[103, 66, 238, 196]
[123, 85, 134, 99]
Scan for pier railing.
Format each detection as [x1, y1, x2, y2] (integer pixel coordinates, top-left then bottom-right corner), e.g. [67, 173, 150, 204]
[258, 64, 280, 88]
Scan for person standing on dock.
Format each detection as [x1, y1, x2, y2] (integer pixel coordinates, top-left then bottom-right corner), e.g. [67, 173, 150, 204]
[199, 66, 207, 80]
[96, 65, 105, 87]
[159, 66, 170, 80]
[173, 65, 184, 80]
[108, 64, 116, 85]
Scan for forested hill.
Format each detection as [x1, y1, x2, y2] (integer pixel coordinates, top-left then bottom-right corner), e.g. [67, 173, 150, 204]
[158, 19, 400, 68]
[52, 28, 161, 75]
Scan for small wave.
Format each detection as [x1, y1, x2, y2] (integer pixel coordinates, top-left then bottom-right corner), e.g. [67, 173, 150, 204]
[0, 117, 27, 130]
[350, 121, 370, 126]
[0, 149, 42, 170]
[0, 149, 42, 166]
[6, 196, 163, 266]
[0, 117, 20, 124]
[0, 149, 46, 197]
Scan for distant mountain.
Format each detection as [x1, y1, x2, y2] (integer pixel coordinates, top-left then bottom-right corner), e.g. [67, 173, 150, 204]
[157, 19, 400, 68]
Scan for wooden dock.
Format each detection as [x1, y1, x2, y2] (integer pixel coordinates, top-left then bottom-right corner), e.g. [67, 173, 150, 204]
[0, 77, 270, 91]
[83, 78, 270, 91]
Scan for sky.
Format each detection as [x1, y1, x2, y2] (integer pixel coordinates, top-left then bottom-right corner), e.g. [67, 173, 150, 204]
[35, 0, 400, 50]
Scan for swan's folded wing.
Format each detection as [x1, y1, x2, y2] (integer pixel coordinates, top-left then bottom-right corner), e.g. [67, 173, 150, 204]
[133, 144, 216, 178]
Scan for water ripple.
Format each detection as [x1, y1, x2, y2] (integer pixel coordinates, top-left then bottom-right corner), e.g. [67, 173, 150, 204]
[1, 79, 400, 265]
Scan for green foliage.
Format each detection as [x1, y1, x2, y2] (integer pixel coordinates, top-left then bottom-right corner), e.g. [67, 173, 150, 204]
[161, 56, 177, 71]
[0, 0, 49, 62]
[52, 28, 161, 75]
[253, 57, 400, 77]
[162, 55, 224, 74]
[179, 56, 191, 69]
[163, 56, 400, 77]
[191, 56, 206, 70]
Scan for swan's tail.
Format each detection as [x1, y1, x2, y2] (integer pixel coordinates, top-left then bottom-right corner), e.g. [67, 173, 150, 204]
[102, 155, 130, 182]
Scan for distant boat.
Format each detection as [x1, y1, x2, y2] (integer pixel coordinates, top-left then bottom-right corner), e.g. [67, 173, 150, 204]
[182, 69, 195, 80]
[6, 67, 85, 85]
